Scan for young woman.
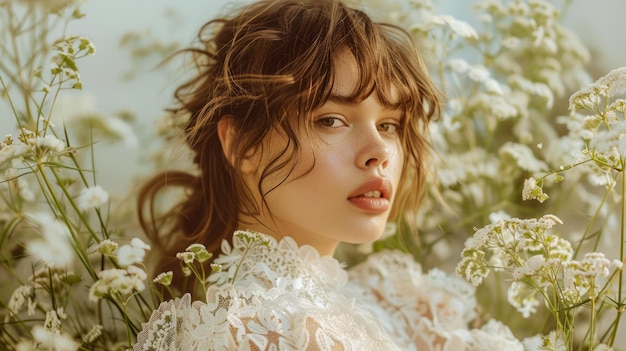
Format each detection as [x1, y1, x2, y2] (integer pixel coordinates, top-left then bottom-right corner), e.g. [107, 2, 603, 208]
[134, 0, 523, 349]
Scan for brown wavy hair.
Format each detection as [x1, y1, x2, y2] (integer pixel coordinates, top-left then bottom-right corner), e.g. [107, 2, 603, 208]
[138, 0, 441, 292]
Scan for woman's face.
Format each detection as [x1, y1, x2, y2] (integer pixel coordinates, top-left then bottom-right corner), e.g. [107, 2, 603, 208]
[239, 50, 405, 255]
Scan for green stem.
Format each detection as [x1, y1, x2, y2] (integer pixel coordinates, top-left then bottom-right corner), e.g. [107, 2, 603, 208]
[609, 161, 626, 344]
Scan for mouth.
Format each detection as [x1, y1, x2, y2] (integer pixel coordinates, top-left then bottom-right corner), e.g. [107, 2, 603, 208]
[362, 190, 382, 198]
[347, 178, 393, 213]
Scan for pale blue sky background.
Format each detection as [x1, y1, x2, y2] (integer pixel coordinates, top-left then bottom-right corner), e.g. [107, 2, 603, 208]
[4, 0, 626, 191]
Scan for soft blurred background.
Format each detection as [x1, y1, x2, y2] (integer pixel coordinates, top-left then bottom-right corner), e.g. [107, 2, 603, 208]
[56, 0, 626, 192]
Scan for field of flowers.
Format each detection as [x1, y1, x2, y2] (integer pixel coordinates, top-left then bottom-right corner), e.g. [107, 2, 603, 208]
[1, 0, 625, 350]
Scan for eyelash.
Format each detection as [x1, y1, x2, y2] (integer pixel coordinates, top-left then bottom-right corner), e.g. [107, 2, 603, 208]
[314, 116, 402, 134]
[378, 122, 401, 134]
[315, 116, 345, 128]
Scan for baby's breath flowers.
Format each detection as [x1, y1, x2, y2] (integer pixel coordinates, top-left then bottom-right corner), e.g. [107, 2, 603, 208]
[89, 266, 148, 303]
[175, 243, 214, 294]
[457, 215, 623, 348]
[75, 185, 109, 211]
[457, 67, 626, 348]
[0, 1, 154, 349]
[522, 177, 549, 202]
[25, 213, 74, 267]
[117, 238, 151, 267]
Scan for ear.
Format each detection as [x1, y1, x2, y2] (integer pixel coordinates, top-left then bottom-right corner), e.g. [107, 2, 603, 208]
[217, 115, 257, 174]
[217, 115, 235, 160]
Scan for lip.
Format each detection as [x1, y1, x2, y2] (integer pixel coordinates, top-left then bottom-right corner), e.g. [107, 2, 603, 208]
[347, 178, 393, 214]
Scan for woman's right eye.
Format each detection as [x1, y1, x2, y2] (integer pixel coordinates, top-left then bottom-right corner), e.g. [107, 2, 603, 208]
[315, 116, 345, 128]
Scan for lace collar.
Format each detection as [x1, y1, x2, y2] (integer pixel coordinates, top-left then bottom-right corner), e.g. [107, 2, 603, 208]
[206, 230, 349, 304]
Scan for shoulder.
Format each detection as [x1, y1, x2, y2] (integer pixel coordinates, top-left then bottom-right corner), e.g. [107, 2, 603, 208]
[347, 250, 524, 350]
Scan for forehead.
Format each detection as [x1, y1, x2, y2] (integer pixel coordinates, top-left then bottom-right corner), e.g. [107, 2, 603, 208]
[330, 48, 400, 103]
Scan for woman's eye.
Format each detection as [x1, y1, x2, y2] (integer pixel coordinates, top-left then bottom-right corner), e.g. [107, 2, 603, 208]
[378, 122, 400, 133]
[316, 116, 344, 128]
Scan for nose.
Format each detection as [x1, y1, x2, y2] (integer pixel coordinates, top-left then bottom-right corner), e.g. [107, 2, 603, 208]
[356, 127, 391, 170]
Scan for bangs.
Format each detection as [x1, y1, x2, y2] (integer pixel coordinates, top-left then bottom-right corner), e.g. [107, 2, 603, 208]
[287, 5, 435, 128]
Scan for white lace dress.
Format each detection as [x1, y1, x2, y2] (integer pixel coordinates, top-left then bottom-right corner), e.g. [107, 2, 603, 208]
[134, 230, 523, 351]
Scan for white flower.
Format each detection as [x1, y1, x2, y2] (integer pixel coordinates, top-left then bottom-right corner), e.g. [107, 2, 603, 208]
[501, 36, 521, 49]
[89, 266, 147, 302]
[8, 285, 33, 313]
[507, 281, 540, 318]
[26, 213, 74, 267]
[36, 135, 65, 153]
[75, 185, 109, 211]
[431, 15, 478, 39]
[96, 239, 118, 256]
[131, 237, 151, 250]
[499, 142, 548, 173]
[0, 138, 29, 166]
[82, 325, 103, 344]
[447, 58, 469, 73]
[512, 255, 545, 280]
[488, 211, 511, 224]
[595, 67, 626, 98]
[31, 325, 79, 351]
[469, 319, 524, 350]
[468, 64, 490, 83]
[509, 75, 554, 108]
[484, 78, 503, 95]
[116, 239, 150, 267]
[153, 271, 173, 286]
[176, 251, 195, 265]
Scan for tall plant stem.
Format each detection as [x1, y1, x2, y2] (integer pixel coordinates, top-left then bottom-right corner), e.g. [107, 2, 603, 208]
[609, 164, 626, 345]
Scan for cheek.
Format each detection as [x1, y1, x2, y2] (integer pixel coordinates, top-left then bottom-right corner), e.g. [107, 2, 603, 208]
[389, 142, 405, 179]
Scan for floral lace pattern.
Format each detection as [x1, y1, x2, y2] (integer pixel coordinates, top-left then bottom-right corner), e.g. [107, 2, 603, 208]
[135, 230, 523, 350]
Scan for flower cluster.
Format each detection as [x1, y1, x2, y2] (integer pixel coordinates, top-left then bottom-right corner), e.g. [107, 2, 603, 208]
[457, 214, 623, 347]
[0, 2, 153, 350]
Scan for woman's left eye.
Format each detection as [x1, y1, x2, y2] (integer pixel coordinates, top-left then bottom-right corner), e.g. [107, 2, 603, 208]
[315, 116, 345, 128]
[378, 122, 400, 133]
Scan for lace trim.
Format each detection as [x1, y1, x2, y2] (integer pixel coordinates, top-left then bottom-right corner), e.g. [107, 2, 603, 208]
[135, 230, 522, 350]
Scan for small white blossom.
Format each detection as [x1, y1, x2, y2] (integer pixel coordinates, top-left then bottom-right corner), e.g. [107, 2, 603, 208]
[116, 243, 147, 267]
[8, 285, 33, 313]
[468, 65, 490, 83]
[501, 36, 520, 49]
[95, 239, 118, 256]
[26, 213, 74, 267]
[153, 271, 173, 286]
[131, 237, 151, 250]
[75, 185, 109, 211]
[512, 255, 545, 280]
[499, 142, 548, 173]
[507, 281, 540, 318]
[31, 325, 79, 351]
[447, 58, 469, 73]
[522, 177, 549, 203]
[44, 309, 63, 332]
[431, 15, 478, 39]
[485, 78, 503, 95]
[176, 251, 195, 265]
[36, 135, 65, 153]
[489, 211, 511, 224]
[82, 325, 103, 344]
[89, 266, 147, 302]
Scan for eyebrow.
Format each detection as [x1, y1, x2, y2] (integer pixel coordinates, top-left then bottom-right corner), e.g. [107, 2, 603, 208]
[326, 94, 403, 110]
